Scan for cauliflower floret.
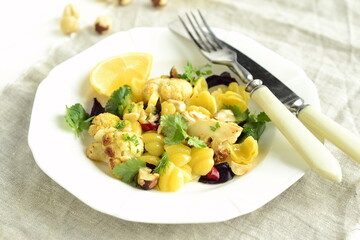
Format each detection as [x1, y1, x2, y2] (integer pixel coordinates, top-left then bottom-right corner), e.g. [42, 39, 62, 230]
[86, 128, 144, 170]
[142, 77, 193, 102]
[142, 78, 163, 102]
[86, 142, 108, 163]
[159, 78, 192, 101]
[88, 113, 120, 136]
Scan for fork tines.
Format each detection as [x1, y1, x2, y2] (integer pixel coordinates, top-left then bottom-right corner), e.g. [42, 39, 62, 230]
[179, 11, 222, 53]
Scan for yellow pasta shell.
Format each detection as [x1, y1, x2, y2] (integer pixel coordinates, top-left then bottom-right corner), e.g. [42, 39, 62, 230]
[189, 148, 214, 175]
[229, 136, 258, 164]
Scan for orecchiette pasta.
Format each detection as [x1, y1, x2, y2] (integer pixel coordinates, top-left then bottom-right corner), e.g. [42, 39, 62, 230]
[142, 130, 164, 156]
[215, 90, 248, 111]
[157, 161, 186, 192]
[186, 90, 218, 115]
[227, 82, 249, 104]
[165, 144, 192, 167]
[180, 164, 193, 183]
[189, 147, 214, 175]
[229, 136, 258, 164]
[193, 77, 208, 95]
[139, 153, 160, 165]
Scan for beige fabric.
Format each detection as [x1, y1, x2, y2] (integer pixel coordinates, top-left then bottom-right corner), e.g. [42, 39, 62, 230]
[1, 0, 359, 239]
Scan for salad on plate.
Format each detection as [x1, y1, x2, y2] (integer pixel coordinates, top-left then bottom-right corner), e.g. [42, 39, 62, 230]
[64, 52, 270, 192]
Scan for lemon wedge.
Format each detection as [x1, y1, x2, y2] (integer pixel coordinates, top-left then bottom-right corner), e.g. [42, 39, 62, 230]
[90, 52, 153, 100]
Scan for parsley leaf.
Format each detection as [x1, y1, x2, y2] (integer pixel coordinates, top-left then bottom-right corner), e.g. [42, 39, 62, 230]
[160, 114, 206, 148]
[223, 104, 271, 141]
[153, 152, 169, 174]
[242, 122, 267, 141]
[178, 62, 212, 86]
[187, 136, 207, 148]
[160, 114, 188, 145]
[112, 158, 146, 183]
[240, 111, 271, 141]
[105, 85, 132, 117]
[64, 103, 93, 137]
[256, 112, 271, 122]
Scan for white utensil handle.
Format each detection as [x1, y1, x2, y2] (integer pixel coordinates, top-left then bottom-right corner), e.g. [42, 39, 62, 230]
[298, 105, 360, 163]
[251, 86, 342, 182]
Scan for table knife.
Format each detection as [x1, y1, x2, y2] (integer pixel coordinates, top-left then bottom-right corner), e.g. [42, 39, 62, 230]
[169, 20, 360, 165]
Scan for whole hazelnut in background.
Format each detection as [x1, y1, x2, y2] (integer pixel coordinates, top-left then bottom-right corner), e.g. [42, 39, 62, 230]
[60, 4, 79, 35]
[151, 0, 168, 8]
[94, 16, 112, 34]
[118, 0, 133, 5]
[60, 16, 79, 34]
[63, 4, 80, 19]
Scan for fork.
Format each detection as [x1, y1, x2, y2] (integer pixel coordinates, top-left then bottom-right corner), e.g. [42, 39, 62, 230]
[179, 11, 342, 182]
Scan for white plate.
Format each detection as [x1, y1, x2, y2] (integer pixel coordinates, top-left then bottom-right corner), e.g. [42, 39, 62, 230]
[28, 27, 319, 224]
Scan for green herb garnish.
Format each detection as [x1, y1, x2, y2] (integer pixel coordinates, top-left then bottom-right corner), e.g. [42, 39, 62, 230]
[127, 103, 135, 113]
[105, 85, 132, 117]
[115, 120, 127, 130]
[178, 62, 212, 86]
[242, 112, 271, 141]
[122, 133, 140, 146]
[187, 136, 207, 148]
[153, 152, 169, 175]
[210, 122, 221, 132]
[112, 157, 146, 183]
[64, 103, 93, 137]
[224, 105, 271, 141]
[160, 114, 206, 148]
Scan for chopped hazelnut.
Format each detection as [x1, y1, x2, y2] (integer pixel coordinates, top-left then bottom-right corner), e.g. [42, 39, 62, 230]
[118, 0, 132, 5]
[60, 16, 79, 34]
[151, 0, 168, 8]
[94, 16, 112, 34]
[169, 66, 178, 78]
[214, 148, 229, 163]
[137, 168, 159, 190]
[63, 4, 80, 19]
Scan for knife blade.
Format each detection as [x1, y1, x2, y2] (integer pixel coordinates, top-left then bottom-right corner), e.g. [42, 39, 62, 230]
[169, 20, 360, 164]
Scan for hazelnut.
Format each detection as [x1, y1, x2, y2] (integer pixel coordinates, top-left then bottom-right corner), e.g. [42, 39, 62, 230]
[137, 168, 159, 190]
[118, 0, 132, 5]
[63, 4, 80, 19]
[94, 16, 112, 34]
[151, 0, 168, 8]
[169, 66, 178, 78]
[60, 16, 79, 34]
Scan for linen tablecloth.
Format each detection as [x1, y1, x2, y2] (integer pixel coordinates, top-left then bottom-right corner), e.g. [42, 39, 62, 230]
[1, 0, 359, 239]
